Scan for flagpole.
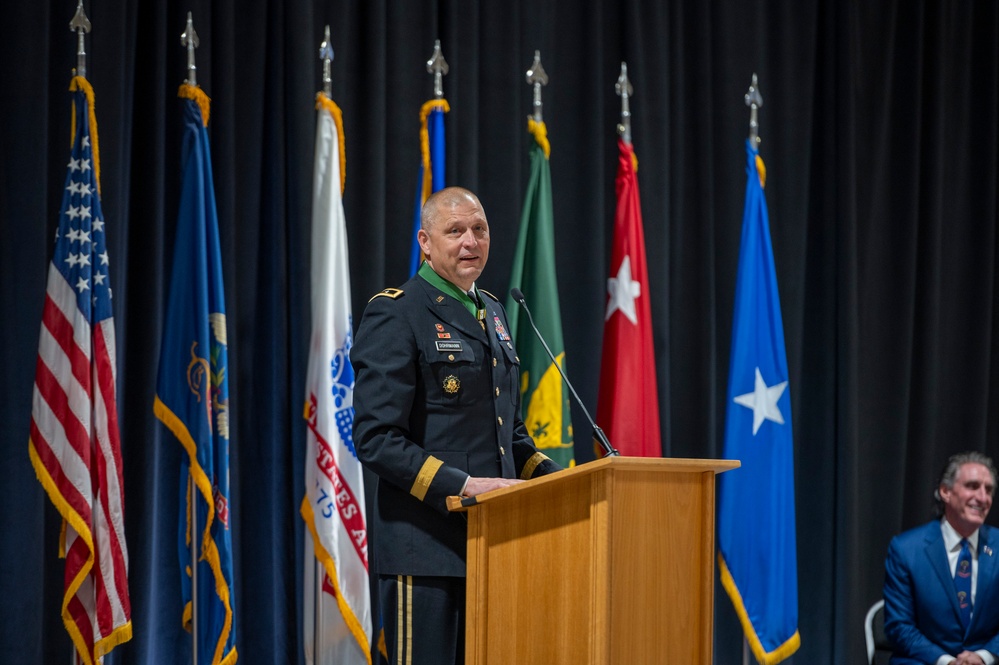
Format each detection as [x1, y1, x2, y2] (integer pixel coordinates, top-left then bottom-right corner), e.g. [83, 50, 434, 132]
[316, 560, 325, 662]
[745, 73, 763, 149]
[70, 0, 90, 78]
[68, 6, 91, 664]
[191, 477, 199, 665]
[311, 27, 336, 665]
[615, 62, 633, 145]
[741, 75, 763, 665]
[180, 13, 201, 665]
[320, 25, 332, 99]
[526, 50, 548, 123]
[427, 39, 448, 100]
[311, 557, 319, 662]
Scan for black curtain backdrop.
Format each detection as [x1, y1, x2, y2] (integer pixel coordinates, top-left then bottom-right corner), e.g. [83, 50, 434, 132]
[2, 1, 997, 663]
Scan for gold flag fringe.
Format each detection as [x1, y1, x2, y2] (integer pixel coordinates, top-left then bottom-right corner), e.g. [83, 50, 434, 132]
[419, 99, 450, 200]
[527, 117, 550, 159]
[179, 83, 212, 127]
[756, 154, 767, 188]
[69, 76, 102, 195]
[316, 92, 347, 194]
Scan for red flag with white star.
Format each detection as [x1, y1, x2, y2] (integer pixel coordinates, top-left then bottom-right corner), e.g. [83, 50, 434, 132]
[596, 138, 661, 457]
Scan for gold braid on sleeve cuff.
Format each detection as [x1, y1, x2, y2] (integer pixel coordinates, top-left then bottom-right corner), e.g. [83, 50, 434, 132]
[410, 456, 444, 501]
[520, 452, 551, 480]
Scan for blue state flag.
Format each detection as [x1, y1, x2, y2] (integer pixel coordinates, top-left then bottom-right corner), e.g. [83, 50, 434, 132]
[409, 100, 448, 276]
[718, 140, 799, 665]
[154, 84, 237, 665]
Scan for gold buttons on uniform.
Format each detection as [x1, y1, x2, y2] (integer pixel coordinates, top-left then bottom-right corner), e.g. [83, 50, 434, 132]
[448, 354, 455, 361]
[492, 358, 497, 367]
[495, 387, 500, 397]
[500, 446, 506, 455]
[497, 417, 504, 426]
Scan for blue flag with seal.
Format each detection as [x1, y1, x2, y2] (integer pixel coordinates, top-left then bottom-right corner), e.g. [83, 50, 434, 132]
[717, 139, 799, 665]
[154, 84, 237, 665]
[409, 99, 448, 276]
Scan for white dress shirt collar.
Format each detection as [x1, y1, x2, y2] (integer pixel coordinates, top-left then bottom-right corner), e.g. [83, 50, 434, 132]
[941, 517, 979, 557]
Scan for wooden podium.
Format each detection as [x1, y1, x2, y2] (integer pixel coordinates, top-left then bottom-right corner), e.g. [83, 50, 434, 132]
[447, 456, 739, 664]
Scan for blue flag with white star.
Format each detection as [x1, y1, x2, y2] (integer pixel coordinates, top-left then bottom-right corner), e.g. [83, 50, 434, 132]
[717, 140, 799, 665]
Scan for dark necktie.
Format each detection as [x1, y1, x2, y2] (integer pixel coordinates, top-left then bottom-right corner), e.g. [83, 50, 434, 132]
[955, 539, 973, 627]
[468, 290, 485, 329]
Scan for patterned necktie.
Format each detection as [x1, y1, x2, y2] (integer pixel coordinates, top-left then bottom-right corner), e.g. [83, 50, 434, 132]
[955, 539, 973, 627]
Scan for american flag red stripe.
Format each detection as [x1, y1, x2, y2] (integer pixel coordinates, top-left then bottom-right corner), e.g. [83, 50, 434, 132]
[31, 329, 93, 516]
[28, 415, 92, 525]
[34, 344, 93, 470]
[29, 76, 131, 664]
[42, 291, 93, 389]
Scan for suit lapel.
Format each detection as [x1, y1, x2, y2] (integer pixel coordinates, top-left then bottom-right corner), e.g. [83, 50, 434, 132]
[972, 526, 997, 631]
[924, 525, 963, 627]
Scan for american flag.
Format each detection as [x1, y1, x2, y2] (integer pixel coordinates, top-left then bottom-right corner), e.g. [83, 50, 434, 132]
[28, 76, 132, 665]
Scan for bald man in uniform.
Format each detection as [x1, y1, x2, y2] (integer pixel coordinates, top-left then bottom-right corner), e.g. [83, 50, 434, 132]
[351, 186, 561, 664]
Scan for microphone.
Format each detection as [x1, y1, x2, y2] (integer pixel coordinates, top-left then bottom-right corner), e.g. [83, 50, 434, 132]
[509, 288, 619, 458]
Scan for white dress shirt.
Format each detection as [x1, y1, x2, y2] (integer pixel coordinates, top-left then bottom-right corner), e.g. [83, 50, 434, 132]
[937, 519, 994, 665]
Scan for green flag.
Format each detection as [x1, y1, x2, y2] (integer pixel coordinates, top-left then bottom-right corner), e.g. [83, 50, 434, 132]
[506, 119, 575, 468]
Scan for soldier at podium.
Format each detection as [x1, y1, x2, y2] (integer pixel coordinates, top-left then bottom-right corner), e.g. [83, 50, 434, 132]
[352, 187, 561, 664]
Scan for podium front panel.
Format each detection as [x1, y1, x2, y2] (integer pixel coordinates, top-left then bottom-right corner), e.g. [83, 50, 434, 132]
[466, 468, 601, 663]
[462, 458, 729, 664]
[606, 467, 715, 662]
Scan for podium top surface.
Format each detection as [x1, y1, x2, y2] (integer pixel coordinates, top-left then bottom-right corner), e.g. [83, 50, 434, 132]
[447, 455, 740, 512]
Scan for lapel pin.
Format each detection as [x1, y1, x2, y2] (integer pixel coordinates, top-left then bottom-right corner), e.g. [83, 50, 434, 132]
[985, 546, 993, 557]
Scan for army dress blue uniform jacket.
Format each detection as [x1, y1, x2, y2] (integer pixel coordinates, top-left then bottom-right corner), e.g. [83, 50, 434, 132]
[351, 274, 560, 578]
[884, 521, 999, 664]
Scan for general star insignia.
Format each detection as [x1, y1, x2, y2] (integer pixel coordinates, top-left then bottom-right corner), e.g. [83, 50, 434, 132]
[733, 367, 788, 435]
[606, 255, 641, 324]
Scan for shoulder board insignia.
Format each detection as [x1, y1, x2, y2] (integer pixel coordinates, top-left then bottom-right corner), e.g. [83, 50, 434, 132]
[479, 289, 500, 302]
[369, 287, 404, 302]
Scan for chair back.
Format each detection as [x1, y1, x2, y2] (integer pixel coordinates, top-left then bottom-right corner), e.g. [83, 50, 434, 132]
[865, 599, 893, 664]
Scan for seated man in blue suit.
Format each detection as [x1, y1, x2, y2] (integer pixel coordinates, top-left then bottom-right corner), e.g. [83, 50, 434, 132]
[884, 451, 999, 665]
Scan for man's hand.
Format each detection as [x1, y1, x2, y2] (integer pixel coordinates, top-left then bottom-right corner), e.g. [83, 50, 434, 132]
[463, 477, 524, 497]
[955, 651, 986, 665]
